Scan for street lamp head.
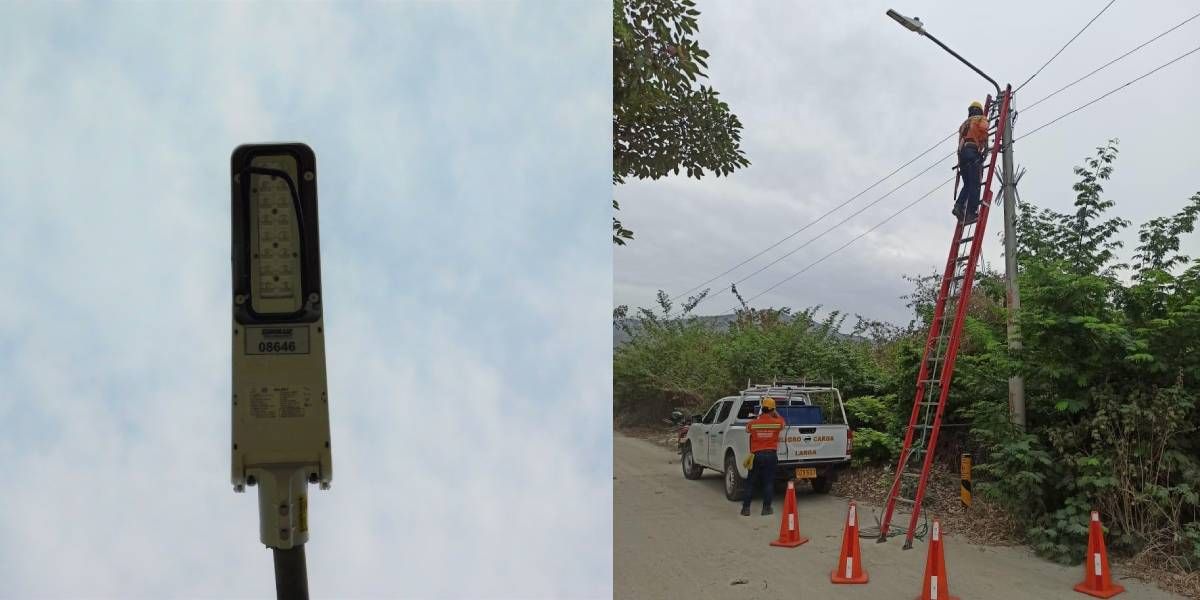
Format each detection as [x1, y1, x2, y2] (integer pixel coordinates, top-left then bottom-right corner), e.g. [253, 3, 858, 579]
[886, 9, 925, 34]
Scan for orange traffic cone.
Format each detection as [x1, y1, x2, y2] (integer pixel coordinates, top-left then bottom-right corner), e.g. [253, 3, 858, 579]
[831, 500, 868, 583]
[769, 481, 809, 548]
[917, 519, 958, 600]
[1074, 511, 1125, 598]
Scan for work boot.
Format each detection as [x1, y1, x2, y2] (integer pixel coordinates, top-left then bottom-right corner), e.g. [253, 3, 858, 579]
[952, 205, 963, 219]
[963, 210, 979, 225]
[761, 505, 774, 516]
[740, 506, 751, 517]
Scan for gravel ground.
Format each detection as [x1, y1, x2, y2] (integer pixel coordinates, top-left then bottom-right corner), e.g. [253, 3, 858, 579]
[614, 431, 1186, 600]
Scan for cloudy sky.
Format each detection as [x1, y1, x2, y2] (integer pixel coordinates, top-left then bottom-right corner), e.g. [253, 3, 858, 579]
[0, 2, 608, 598]
[615, 0, 1200, 326]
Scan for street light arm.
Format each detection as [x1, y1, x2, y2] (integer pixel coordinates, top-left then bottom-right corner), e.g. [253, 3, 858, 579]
[922, 30, 1002, 97]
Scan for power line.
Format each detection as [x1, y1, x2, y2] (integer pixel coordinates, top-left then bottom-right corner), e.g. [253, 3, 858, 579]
[738, 42, 1200, 308]
[1015, 0, 1117, 92]
[693, 148, 956, 308]
[1017, 41, 1200, 141]
[675, 6, 1191, 307]
[669, 129, 957, 302]
[738, 176, 956, 307]
[1023, 9, 1200, 111]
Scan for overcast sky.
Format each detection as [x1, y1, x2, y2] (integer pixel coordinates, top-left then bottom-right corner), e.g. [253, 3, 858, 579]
[0, 2, 609, 598]
[615, 0, 1200, 326]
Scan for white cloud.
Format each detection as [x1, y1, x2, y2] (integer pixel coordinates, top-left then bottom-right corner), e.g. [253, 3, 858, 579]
[0, 2, 610, 598]
[615, 0, 1200, 325]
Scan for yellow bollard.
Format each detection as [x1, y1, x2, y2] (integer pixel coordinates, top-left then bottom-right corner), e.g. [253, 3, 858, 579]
[960, 453, 972, 508]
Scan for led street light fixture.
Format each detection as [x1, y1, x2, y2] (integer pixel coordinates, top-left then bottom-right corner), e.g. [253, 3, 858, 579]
[230, 143, 331, 552]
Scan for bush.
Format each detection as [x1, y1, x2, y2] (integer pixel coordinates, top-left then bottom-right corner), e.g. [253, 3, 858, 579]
[613, 140, 1200, 575]
[613, 294, 888, 425]
[966, 142, 1200, 567]
[844, 394, 897, 431]
[851, 428, 899, 466]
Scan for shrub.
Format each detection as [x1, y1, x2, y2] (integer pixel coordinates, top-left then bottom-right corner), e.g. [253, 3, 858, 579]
[851, 428, 899, 466]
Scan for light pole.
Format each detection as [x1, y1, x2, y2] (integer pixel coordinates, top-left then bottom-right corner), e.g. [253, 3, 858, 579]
[886, 9, 1026, 428]
[231, 143, 334, 599]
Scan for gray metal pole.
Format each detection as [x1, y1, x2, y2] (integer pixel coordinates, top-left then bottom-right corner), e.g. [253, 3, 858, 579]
[1001, 87, 1026, 428]
[273, 545, 310, 600]
[887, 10, 1024, 427]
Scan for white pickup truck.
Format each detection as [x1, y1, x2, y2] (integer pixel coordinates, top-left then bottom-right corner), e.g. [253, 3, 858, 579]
[680, 384, 853, 501]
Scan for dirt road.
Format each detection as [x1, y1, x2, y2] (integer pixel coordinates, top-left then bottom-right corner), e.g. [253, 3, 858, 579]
[614, 432, 1181, 600]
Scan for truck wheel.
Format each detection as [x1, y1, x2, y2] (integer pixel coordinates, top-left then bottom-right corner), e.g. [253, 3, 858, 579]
[811, 476, 833, 494]
[724, 453, 746, 502]
[681, 444, 703, 480]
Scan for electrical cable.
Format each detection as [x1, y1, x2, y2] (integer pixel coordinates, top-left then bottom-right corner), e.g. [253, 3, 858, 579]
[737, 42, 1200, 307]
[1015, 0, 1117, 92]
[737, 175, 956, 308]
[670, 129, 958, 302]
[858, 504, 930, 541]
[1022, 9, 1200, 112]
[693, 154, 957, 308]
[671, 9, 1195, 310]
[1016, 41, 1200, 143]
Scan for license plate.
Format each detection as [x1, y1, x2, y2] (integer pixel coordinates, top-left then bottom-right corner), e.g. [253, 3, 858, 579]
[795, 467, 817, 479]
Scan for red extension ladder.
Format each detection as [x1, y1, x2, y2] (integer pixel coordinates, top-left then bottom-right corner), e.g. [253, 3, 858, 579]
[876, 88, 1012, 549]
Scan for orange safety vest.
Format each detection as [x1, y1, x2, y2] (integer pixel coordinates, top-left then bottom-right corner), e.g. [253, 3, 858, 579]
[959, 115, 988, 150]
[747, 412, 787, 453]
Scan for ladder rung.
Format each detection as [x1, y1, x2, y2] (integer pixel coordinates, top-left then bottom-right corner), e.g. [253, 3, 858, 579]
[893, 215, 972, 524]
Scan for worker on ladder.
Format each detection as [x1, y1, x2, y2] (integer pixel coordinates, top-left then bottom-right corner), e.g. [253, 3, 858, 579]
[953, 100, 988, 224]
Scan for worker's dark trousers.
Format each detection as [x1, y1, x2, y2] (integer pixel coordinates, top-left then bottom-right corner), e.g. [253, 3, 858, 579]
[742, 450, 778, 510]
[956, 144, 983, 216]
